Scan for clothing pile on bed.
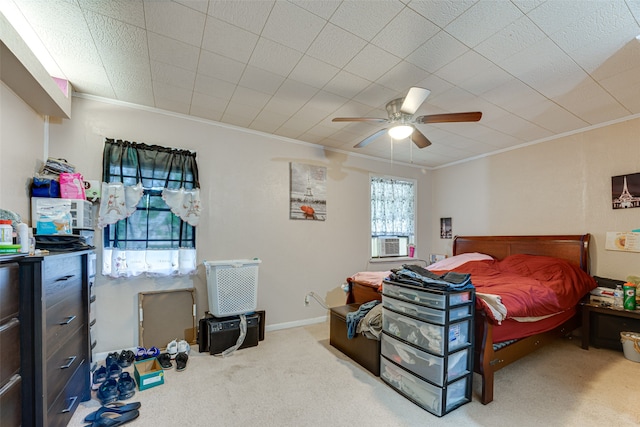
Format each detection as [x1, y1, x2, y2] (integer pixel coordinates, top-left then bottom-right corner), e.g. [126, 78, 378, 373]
[389, 264, 475, 291]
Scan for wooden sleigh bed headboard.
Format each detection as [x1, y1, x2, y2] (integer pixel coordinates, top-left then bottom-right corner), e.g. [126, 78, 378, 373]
[453, 234, 591, 274]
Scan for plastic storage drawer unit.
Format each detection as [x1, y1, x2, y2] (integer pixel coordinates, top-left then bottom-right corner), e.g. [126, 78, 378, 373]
[382, 307, 470, 356]
[380, 357, 470, 417]
[381, 333, 470, 387]
[382, 295, 471, 325]
[382, 281, 471, 309]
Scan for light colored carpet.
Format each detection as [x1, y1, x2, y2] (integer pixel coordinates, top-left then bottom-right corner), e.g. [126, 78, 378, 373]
[69, 321, 640, 427]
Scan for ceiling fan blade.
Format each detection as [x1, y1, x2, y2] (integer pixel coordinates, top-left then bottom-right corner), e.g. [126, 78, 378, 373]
[415, 112, 482, 124]
[354, 128, 388, 148]
[400, 87, 431, 115]
[332, 117, 388, 123]
[411, 129, 432, 149]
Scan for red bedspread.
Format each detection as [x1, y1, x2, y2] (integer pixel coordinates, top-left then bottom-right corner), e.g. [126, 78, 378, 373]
[431, 254, 597, 323]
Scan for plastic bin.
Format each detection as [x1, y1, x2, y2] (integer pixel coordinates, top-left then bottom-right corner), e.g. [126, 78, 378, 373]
[204, 259, 261, 317]
[382, 295, 471, 325]
[621, 331, 640, 363]
[382, 281, 471, 309]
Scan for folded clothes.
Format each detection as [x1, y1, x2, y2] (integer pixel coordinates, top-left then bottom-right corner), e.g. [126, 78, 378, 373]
[390, 264, 474, 291]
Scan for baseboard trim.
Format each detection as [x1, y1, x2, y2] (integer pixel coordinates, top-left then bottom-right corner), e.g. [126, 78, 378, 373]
[265, 315, 328, 332]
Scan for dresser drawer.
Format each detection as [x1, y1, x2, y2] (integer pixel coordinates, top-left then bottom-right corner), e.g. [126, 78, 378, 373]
[0, 374, 21, 427]
[45, 281, 84, 352]
[47, 360, 86, 427]
[380, 357, 470, 417]
[381, 333, 470, 386]
[382, 307, 471, 355]
[0, 263, 19, 323]
[382, 281, 471, 309]
[44, 256, 82, 309]
[0, 318, 20, 385]
[382, 295, 471, 325]
[46, 334, 85, 410]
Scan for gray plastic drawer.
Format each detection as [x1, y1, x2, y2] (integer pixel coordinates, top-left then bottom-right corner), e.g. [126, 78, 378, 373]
[380, 357, 470, 417]
[382, 281, 471, 309]
[381, 333, 470, 386]
[382, 295, 471, 325]
[382, 307, 470, 355]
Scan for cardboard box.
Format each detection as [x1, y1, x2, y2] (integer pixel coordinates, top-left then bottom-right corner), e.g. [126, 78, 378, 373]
[134, 358, 164, 391]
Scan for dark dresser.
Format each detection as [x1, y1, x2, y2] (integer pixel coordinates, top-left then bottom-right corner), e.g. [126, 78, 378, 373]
[0, 256, 22, 427]
[19, 250, 92, 427]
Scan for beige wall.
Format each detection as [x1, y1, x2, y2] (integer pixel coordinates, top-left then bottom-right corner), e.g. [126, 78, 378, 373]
[432, 117, 640, 281]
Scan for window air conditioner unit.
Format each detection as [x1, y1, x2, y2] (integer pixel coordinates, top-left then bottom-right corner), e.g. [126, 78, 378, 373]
[379, 237, 402, 257]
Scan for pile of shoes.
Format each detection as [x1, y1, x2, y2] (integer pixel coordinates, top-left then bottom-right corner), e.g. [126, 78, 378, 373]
[92, 350, 137, 404]
[134, 346, 160, 361]
[157, 339, 190, 371]
[83, 401, 141, 427]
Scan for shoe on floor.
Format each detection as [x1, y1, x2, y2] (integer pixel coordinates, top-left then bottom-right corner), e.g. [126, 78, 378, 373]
[177, 339, 191, 354]
[117, 372, 136, 401]
[166, 339, 178, 359]
[92, 365, 107, 390]
[89, 409, 140, 426]
[117, 350, 135, 368]
[175, 352, 188, 372]
[146, 346, 160, 359]
[84, 402, 141, 423]
[97, 378, 118, 405]
[157, 352, 173, 369]
[107, 360, 122, 379]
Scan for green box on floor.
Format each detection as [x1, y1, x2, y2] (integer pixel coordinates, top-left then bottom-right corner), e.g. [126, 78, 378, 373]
[134, 358, 164, 391]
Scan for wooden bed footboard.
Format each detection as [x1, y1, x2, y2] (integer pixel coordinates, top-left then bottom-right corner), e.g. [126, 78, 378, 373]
[474, 310, 582, 404]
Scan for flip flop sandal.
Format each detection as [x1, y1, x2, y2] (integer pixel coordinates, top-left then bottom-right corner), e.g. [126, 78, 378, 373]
[84, 402, 141, 423]
[96, 379, 118, 405]
[92, 366, 108, 390]
[85, 409, 140, 427]
[117, 350, 135, 368]
[157, 353, 173, 369]
[116, 372, 136, 401]
[175, 352, 188, 372]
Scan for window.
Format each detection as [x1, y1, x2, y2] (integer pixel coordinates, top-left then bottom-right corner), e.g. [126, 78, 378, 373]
[100, 138, 200, 277]
[370, 175, 415, 258]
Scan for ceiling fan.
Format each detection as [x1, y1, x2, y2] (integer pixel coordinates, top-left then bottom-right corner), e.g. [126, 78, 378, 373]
[332, 87, 482, 149]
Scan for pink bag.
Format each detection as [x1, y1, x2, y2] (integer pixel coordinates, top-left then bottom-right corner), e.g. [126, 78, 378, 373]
[59, 172, 86, 199]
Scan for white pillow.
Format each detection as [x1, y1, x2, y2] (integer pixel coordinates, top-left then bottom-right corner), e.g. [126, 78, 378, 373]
[427, 252, 494, 271]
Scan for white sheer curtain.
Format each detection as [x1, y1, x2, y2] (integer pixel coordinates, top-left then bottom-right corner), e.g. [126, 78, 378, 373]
[371, 176, 415, 237]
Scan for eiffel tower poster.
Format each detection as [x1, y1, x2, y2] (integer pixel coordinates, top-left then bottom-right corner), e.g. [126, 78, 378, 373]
[612, 172, 640, 209]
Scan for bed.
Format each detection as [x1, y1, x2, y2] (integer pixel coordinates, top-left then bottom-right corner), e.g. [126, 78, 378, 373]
[345, 234, 595, 404]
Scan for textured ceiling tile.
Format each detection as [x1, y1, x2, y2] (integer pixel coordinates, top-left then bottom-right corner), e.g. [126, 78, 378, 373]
[323, 70, 371, 98]
[148, 33, 200, 72]
[376, 61, 431, 92]
[251, 109, 290, 131]
[190, 91, 228, 119]
[202, 17, 259, 63]
[84, 10, 148, 64]
[445, 1, 523, 48]
[407, 0, 475, 28]
[352, 83, 399, 109]
[239, 65, 285, 95]
[306, 90, 349, 115]
[193, 74, 236, 99]
[290, 0, 341, 20]
[526, 0, 609, 35]
[306, 23, 368, 68]
[80, 0, 145, 27]
[231, 86, 272, 110]
[553, 79, 630, 124]
[330, 0, 403, 41]
[458, 64, 514, 96]
[225, 99, 262, 121]
[153, 80, 193, 104]
[261, 1, 325, 52]
[474, 15, 547, 64]
[435, 50, 494, 87]
[344, 44, 401, 82]
[143, 0, 206, 46]
[289, 56, 340, 89]
[208, 0, 274, 34]
[151, 61, 196, 90]
[197, 50, 245, 84]
[518, 100, 589, 134]
[174, 0, 209, 14]
[371, 7, 440, 58]
[406, 31, 468, 73]
[248, 38, 303, 77]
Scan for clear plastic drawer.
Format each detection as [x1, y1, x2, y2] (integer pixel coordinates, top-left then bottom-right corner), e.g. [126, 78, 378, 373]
[381, 333, 470, 386]
[382, 307, 470, 355]
[382, 281, 471, 309]
[382, 295, 471, 325]
[380, 357, 470, 417]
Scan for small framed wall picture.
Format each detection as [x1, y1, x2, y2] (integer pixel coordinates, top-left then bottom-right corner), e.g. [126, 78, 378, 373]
[612, 172, 640, 209]
[440, 217, 452, 239]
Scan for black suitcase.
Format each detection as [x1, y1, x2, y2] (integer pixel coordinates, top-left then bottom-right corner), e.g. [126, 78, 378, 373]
[198, 313, 260, 354]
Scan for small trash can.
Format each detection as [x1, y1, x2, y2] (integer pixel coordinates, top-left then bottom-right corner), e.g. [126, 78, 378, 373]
[620, 331, 640, 363]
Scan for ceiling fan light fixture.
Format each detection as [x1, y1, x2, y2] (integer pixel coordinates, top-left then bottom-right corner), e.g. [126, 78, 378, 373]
[388, 125, 413, 139]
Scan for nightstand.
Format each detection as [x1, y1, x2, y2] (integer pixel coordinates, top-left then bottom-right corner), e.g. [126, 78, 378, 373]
[581, 301, 640, 350]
